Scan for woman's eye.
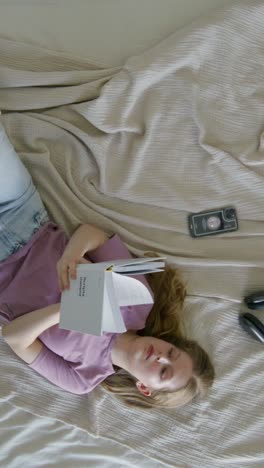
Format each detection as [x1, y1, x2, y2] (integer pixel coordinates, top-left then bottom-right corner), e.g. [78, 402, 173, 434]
[168, 347, 173, 358]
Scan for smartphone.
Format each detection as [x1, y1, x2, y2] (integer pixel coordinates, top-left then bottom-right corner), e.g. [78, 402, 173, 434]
[188, 207, 238, 238]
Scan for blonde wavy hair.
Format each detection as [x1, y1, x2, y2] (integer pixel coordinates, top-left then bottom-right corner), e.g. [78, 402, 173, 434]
[101, 262, 215, 409]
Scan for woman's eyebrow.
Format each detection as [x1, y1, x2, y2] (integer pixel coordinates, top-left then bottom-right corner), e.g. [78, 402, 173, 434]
[171, 349, 181, 364]
[164, 350, 181, 381]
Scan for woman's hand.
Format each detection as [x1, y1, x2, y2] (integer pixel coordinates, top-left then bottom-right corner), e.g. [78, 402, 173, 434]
[57, 255, 91, 291]
[56, 224, 109, 291]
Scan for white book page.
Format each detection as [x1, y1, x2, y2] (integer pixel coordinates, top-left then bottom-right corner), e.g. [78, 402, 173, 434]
[111, 272, 154, 306]
[76, 257, 166, 274]
[102, 273, 126, 333]
[60, 269, 105, 336]
[76, 259, 154, 270]
[112, 257, 166, 271]
[114, 261, 165, 274]
[118, 267, 164, 275]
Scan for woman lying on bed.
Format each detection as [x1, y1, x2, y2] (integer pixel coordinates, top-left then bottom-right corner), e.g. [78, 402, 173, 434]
[0, 121, 214, 409]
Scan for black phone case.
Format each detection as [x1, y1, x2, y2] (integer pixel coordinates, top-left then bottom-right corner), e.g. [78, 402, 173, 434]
[188, 207, 238, 238]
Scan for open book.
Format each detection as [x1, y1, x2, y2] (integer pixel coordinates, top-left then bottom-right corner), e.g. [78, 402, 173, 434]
[59, 257, 166, 336]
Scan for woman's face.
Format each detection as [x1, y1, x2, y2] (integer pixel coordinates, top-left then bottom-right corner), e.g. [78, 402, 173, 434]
[127, 336, 193, 395]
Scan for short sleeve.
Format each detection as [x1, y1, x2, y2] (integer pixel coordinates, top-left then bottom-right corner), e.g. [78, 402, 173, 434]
[87, 234, 133, 263]
[29, 344, 91, 394]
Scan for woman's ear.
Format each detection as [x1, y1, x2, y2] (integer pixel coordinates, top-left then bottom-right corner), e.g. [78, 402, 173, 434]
[136, 381, 152, 397]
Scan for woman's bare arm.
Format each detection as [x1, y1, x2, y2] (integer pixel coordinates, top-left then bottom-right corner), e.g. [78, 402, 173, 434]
[57, 224, 110, 290]
[2, 303, 60, 364]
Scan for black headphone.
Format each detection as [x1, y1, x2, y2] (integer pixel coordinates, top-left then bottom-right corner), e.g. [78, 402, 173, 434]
[239, 292, 264, 343]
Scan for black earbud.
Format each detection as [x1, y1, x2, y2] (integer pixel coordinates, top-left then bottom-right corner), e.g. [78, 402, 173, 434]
[238, 292, 264, 343]
[239, 312, 264, 343]
[244, 292, 264, 310]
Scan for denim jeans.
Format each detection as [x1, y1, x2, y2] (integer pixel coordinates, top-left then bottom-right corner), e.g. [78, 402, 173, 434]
[0, 120, 49, 262]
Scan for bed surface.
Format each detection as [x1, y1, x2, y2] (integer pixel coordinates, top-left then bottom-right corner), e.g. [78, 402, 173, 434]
[1, 403, 167, 468]
[0, 1, 263, 467]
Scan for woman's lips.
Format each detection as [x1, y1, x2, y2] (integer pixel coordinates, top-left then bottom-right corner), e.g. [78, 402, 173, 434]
[146, 345, 154, 360]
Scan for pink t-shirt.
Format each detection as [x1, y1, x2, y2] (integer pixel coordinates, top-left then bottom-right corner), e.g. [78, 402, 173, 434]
[0, 223, 153, 394]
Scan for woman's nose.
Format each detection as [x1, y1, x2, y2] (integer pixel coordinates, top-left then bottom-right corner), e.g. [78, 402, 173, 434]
[156, 354, 169, 364]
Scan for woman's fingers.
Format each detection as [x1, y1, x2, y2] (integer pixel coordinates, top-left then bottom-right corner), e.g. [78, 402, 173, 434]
[57, 259, 70, 291]
[56, 261, 62, 291]
[57, 257, 90, 291]
[62, 263, 70, 291]
[68, 261, 77, 281]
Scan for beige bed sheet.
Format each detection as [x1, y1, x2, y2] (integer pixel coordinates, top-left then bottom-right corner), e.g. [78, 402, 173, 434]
[0, 0, 230, 67]
[0, 0, 264, 466]
[0, 403, 167, 468]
